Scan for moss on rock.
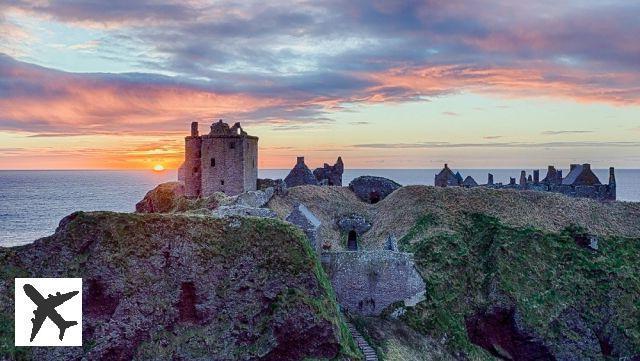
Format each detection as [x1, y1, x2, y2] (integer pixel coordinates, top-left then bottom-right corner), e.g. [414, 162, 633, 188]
[0, 212, 360, 361]
[398, 212, 640, 359]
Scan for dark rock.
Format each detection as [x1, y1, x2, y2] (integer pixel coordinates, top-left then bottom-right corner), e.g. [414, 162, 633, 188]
[348, 176, 401, 204]
[465, 304, 554, 361]
[0, 212, 357, 360]
[548, 308, 601, 360]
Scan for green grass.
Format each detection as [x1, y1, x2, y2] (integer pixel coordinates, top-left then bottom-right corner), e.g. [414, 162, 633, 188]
[399, 212, 640, 357]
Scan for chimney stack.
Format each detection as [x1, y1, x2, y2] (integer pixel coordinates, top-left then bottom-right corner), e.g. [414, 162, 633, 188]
[296, 156, 305, 165]
[533, 170, 540, 184]
[520, 170, 527, 187]
[609, 167, 616, 185]
[488, 173, 494, 185]
[190, 122, 199, 137]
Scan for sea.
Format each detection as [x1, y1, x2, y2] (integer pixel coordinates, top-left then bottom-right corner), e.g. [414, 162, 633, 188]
[1, 169, 638, 247]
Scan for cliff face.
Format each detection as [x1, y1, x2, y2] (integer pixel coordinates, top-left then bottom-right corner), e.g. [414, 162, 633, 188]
[397, 212, 640, 360]
[0, 212, 359, 361]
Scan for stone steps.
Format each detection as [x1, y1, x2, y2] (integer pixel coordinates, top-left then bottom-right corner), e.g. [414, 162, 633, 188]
[347, 322, 379, 361]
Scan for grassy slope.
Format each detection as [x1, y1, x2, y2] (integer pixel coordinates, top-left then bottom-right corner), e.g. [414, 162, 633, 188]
[267, 185, 640, 252]
[398, 212, 640, 359]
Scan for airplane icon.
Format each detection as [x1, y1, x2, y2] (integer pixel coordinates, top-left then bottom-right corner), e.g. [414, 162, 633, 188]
[23, 284, 79, 342]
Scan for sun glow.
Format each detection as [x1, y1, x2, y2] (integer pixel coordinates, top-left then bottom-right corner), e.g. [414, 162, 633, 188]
[153, 164, 165, 172]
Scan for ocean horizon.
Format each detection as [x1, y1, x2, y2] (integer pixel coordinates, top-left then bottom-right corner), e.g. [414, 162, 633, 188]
[1, 168, 638, 247]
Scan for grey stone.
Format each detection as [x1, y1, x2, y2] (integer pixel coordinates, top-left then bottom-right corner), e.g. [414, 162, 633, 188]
[320, 251, 426, 316]
[548, 308, 601, 361]
[257, 178, 287, 195]
[349, 176, 402, 204]
[233, 187, 274, 208]
[286, 203, 321, 252]
[337, 214, 372, 235]
[210, 205, 278, 218]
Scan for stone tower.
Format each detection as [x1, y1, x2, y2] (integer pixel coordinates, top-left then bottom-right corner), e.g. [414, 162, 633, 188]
[184, 120, 258, 197]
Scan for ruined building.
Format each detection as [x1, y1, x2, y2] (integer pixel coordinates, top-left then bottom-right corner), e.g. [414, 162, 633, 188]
[435, 163, 616, 201]
[284, 156, 344, 188]
[314, 157, 344, 186]
[182, 120, 258, 197]
[435, 164, 462, 187]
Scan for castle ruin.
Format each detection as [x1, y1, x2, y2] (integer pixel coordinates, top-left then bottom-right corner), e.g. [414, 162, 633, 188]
[435, 163, 616, 201]
[182, 120, 258, 197]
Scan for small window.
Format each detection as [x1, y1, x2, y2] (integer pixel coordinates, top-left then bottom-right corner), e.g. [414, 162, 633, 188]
[229, 142, 235, 149]
[193, 167, 198, 173]
[211, 158, 215, 167]
[220, 180, 224, 185]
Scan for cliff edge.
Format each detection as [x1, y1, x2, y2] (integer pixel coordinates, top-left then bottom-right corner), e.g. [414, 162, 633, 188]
[0, 212, 359, 360]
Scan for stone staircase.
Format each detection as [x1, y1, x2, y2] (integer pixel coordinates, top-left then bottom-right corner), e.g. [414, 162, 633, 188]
[347, 322, 379, 361]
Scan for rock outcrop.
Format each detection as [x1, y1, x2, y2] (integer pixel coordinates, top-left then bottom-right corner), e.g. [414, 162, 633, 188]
[135, 181, 186, 213]
[257, 178, 287, 195]
[135, 181, 225, 214]
[0, 212, 359, 360]
[349, 176, 402, 204]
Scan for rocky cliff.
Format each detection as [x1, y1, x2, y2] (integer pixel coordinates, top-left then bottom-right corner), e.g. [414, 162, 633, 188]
[0, 212, 359, 360]
[394, 212, 640, 360]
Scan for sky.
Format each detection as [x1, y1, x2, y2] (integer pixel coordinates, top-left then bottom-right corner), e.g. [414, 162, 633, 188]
[1, 0, 640, 170]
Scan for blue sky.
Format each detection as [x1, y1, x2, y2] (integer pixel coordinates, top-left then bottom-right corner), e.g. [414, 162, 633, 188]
[1, 0, 639, 169]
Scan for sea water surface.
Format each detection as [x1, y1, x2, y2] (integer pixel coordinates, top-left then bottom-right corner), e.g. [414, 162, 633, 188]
[1, 169, 638, 247]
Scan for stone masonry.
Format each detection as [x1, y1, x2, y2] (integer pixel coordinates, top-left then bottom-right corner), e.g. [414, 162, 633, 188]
[284, 157, 318, 187]
[321, 251, 426, 316]
[184, 120, 258, 197]
[313, 157, 344, 186]
[434, 163, 616, 201]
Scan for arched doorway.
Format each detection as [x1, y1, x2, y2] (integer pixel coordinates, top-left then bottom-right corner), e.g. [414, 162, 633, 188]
[369, 191, 381, 204]
[347, 230, 358, 250]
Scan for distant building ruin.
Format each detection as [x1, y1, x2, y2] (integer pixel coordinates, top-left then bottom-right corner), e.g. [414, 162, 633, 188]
[284, 156, 344, 188]
[182, 120, 258, 197]
[435, 163, 616, 201]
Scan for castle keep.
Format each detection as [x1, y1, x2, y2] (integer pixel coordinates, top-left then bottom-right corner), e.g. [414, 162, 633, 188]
[183, 120, 258, 197]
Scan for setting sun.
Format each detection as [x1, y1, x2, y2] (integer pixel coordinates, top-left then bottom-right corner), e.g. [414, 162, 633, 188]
[153, 164, 165, 172]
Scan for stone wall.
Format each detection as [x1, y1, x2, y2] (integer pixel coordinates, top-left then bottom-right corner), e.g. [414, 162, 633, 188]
[201, 135, 240, 196]
[184, 135, 202, 197]
[183, 121, 258, 197]
[320, 251, 425, 316]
